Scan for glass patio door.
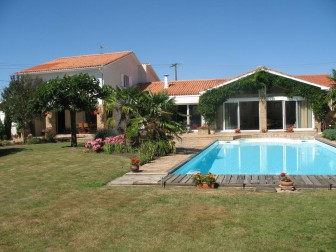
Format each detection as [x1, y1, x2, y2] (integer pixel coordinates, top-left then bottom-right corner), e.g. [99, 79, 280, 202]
[267, 101, 283, 129]
[224, 103, 238, 130]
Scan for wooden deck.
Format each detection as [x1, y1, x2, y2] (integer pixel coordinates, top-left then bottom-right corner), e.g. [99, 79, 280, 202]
[161, 174, 336, 188]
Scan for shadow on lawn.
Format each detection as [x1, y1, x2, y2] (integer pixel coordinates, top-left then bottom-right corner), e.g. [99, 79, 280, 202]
[0, 147, 25, 157]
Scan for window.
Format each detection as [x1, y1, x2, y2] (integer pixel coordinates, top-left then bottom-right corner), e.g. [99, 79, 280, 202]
[123, 75, 129, 88]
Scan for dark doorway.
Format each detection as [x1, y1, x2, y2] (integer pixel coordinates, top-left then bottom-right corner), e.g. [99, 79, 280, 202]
[267, 101, 283, 129]
[57, 110, 66, 133]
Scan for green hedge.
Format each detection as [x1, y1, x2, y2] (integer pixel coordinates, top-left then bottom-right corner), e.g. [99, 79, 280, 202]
[322, 129, 336, 140]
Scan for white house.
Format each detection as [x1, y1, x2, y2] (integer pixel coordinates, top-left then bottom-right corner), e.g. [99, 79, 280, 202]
[17, 51, 159, 135]
[140, 67, 335, 132]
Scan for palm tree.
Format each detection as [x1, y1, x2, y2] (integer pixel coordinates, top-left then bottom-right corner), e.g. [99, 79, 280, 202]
[129, 91, 186, 142]
[104, 86, 142, 131]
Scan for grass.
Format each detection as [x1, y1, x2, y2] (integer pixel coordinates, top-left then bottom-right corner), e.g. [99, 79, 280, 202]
[1, 143, 336, 251]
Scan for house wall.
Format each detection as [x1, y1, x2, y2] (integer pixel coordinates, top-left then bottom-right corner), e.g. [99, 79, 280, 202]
[0, 111, 4, 124]
[21, 53, 160, 135]
[33, 119, 45, 136]
[63, 111, 86, 130]
[102, 54, 159, 88]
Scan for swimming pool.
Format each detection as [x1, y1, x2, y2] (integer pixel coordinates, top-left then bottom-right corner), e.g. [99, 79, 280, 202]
[172, 139, 336, 175]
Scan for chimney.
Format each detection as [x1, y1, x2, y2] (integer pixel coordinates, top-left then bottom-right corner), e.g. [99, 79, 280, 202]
[164, 74, 169, 89]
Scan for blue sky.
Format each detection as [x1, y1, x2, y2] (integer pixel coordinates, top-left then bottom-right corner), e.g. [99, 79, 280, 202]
[1, 0, 336, 90]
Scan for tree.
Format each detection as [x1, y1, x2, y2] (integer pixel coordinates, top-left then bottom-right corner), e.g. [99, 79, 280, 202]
[0, 75, 43, 141]
[328, 69, 336, 107]
[104, 86, 143, 131]
[32, 73, 108, 147]
[104, 87, 186, 146]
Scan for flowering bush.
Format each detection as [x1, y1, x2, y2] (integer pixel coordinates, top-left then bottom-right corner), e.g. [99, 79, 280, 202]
[84, 138, 104, 153]
[235, 128, 240, 133]
[131, 158, 140, 166]
[192, 172, 216, 185]
[84, 134, 128, 154]
[103, 134, 125, 153]
[280, 172, 292, 182]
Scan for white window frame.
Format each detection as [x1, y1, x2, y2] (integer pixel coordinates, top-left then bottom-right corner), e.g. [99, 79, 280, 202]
[222, 97, 260, 132]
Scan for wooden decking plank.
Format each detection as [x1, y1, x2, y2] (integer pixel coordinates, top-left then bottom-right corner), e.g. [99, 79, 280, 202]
[308, 176, 322, 186]
[184, 175, 195, 184]
[230, 175, 238, 184]
[265, 175, 274, 184]
[162, 174, 173, 182]
[322, 175, 336, 184]
[293, 175, 304, 185]
[300, 175, 314, 185]
[174, 174, 186, 183]
[236, 175, 244, 184]
[216, 175, 225, 184]
[223, 175, 232, 184]
[259, 176, 266, 184]
[165, 174, 181, 184]
[251, 175, 259, 184]
[180, 174, 192, 184]
[272, 175, 280, 184]
[244, 175, 251, 184]
[314, 176, 330, 186]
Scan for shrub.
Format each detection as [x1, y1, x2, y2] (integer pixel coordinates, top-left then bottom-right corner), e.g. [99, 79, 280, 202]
[155, 140, 176, 156]
[0, 120, 5, 140]
[102, 134, 125, 154]
[323, 129, 336, 140]
[0, 140, 10, 147]
[27, 137, 42, 144]
[95, 128, 120, 140]
[84, 138, 104, 153]
[137, 141, 156, 165]
[42, 128, 56, 142]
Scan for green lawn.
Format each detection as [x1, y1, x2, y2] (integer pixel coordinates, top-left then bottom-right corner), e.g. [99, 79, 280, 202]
[1, 143, 336, 251]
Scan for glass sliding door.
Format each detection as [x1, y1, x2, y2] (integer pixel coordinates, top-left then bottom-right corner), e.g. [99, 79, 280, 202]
[239, 101, 259, 130]
[189, 105, 202, 130]
[224, 103, 238, 130]
[267, 101, 283, 129]
[285, 101, 296, 128]
[176, 105, 187, 125]
[298, 101, 312, 128]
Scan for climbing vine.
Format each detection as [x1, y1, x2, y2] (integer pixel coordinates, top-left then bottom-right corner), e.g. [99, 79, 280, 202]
[198, 69, 330, 129]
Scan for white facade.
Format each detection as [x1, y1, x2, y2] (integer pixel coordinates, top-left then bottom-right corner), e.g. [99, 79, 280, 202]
[23, 53, 159, 88]
[17, 52, 159, 135]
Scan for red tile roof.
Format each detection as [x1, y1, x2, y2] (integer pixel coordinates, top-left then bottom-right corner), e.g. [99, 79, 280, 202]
[18, 51, 133, 73]
[140, 67, 335, 95]
[139, 78, 230, 95]
[294, 74, 334, 88]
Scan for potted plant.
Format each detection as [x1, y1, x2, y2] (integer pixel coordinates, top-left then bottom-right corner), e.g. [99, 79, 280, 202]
[193, 172, 216, 188]
[286, 125, 294, 133]
[279, 172, 294, 186]
[235, 128, 240, 133]
[130, 158, 140, 172]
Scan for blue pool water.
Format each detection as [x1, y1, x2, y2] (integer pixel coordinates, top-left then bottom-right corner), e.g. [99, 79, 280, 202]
[172, 139, 336, 175]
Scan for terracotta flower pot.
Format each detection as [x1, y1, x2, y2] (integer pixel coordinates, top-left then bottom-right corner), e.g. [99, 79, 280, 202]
[281, 181, 294, 186]
[130, 165, 139, 172]
[196, 183, 215, 188]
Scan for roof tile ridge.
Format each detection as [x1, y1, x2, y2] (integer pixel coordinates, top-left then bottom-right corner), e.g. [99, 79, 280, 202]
[295, 73, 329, 77]
[57, 51, 133, 60]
